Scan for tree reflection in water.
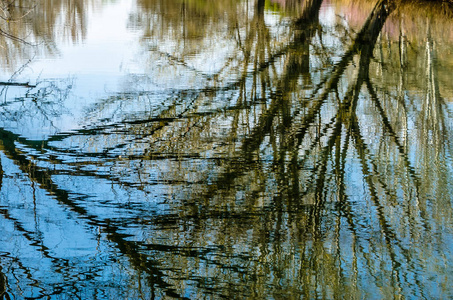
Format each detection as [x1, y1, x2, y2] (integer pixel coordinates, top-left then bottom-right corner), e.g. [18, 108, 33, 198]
[0, 0, 452, 298]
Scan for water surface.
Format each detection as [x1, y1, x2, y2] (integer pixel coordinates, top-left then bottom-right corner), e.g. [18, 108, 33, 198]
[0, 0, 453, 298]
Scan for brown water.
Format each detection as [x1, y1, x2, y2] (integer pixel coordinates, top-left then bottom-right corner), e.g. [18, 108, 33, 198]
[0, 0, 452, 298]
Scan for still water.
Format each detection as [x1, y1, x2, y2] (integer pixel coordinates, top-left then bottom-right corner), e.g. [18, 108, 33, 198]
[0, 0, 452, 298]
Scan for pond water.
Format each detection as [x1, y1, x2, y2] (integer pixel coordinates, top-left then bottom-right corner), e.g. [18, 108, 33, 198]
[0, 0, 453, 298]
